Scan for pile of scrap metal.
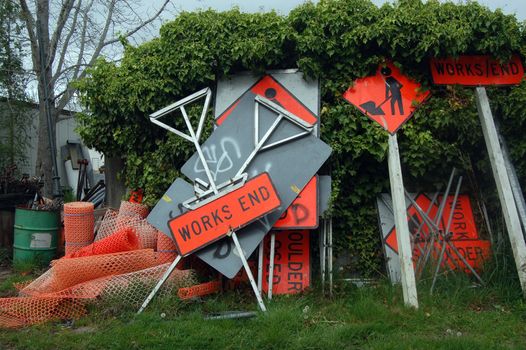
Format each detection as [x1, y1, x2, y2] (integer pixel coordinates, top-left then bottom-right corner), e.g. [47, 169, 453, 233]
[0, 165, 40, 208]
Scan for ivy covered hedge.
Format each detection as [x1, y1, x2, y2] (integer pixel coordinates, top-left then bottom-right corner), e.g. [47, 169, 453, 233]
[75, 0, 526, 276]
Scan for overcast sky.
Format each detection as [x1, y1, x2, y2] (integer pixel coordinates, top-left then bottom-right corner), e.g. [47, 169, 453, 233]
[162, 0, 525, 21]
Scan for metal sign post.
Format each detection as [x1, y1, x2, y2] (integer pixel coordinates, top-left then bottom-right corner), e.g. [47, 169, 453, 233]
[181, 90, 330, 279]
[142, 85, 332, 312]
[142, 89, 278, 313]
[268, 231, 276, 299]
[387, 134, 418, 308]
[475, 87, 526, 295]
[230, 231, 267, 312]
[343, 62, 428, 308]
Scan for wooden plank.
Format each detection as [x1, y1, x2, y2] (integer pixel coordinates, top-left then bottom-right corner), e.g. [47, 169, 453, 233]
[475, 87, 526, 295]
[387, 134, 418, 308]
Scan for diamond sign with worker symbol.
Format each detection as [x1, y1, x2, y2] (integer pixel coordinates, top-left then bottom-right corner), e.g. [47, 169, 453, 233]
[343, 62, 430, 134]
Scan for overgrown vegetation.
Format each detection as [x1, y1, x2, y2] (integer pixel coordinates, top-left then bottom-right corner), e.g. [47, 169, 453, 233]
[0, 1, 31, 172]
[0, 272, 525, 349]
[75, 0, 526, 276]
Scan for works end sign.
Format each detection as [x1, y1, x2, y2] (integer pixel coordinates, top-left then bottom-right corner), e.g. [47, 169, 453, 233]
[430, 55, 524, 86]
[168, 173, 281, 256]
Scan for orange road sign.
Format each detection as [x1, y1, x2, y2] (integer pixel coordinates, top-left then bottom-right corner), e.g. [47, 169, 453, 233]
[385, 194, 480, 253]
[262, 230, 310, 295]
[216, 75, 318, 126]
[343, 62, 430, 134]
[168, 172, 281, 256]
[430, 55, 524, 86]
[274, 176, 318, 229]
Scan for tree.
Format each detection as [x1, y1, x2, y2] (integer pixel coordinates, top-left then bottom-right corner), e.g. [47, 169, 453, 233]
[17, 0, 171, 196]
[0, 1, 31, 172]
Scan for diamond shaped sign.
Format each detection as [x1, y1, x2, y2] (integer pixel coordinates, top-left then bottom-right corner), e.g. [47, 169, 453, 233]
[343, 62, 430, 134]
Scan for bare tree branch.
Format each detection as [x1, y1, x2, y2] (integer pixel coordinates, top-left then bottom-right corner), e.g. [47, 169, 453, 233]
[103, 0, 169, 46]
[51, 63, 90, 86]
[85, 0, 117, 72]
[47, 0, 75, 71]
[18, 0, 39, 73]
[72, 0, 97, 82]
[55, 0, 82, 79]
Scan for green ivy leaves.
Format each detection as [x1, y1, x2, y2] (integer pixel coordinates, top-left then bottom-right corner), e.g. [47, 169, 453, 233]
[76, 0, 526, 276]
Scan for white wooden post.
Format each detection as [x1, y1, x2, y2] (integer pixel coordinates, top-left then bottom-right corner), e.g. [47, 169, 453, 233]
[475, 87, 526, 295]
[231, 232, 267, 312]
[268, 232, 276, 300]
[387, 133, 418, 308]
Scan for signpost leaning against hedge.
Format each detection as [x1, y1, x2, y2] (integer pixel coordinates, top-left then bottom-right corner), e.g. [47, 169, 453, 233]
[75, 0, 526, 277]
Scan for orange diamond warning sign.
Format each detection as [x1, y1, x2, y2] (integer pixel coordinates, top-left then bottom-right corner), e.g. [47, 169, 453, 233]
[168, 173, 281, 256]
[343, 62, 430, 134]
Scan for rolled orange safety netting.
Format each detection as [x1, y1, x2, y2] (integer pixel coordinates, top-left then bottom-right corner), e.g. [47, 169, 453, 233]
[94, 209, 118, 241]
[21, 249, 161, 296]
[94, 207, 157, 249]
[49, 263, 198, 302]
[0, 262, 198, 328]
[156, 232, 178, 264]
[64, 202, 94, 256]
[63, 227, 139, 259]
[117, 201, 149, 221]
[135, 221, 158, 249]
[0, 297, 86, 328]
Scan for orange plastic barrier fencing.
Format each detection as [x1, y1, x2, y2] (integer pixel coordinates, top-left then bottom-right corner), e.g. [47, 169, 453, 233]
[156, 232, 178, 264]
[64, 202, 94, 255]
[64, 227, 139, 259]
[177, 281, 221, 300]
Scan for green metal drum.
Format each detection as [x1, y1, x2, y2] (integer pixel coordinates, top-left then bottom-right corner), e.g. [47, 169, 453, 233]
[13, 208, 59, 266]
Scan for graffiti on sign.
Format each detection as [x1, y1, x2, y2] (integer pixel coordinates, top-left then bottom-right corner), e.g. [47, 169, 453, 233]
[343, 62, 430, 134]
[181, 74, 331, 278]
[262, 230, 310, 294]
[274, 176, 318, 229]
[217, 75, 320, 225]
[168, 173, 281, 256]
[430, 55, 524, 86]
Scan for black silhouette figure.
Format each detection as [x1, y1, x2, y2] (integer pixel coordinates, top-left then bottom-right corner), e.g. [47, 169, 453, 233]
[360, 66, 404, 116]
[383, 67, 404, 115]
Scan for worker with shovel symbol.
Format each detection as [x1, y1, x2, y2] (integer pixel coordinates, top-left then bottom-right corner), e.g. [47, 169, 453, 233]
[360, 66, 404, 116]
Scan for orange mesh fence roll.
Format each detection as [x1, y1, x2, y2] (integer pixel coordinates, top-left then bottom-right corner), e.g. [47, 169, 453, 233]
[178, 281, 221, 300]
[0, 297, 86, 328]
[0, 263, 197, 328]
[95, 209, 118, 241]
[94, 208, 156, 249]
[21, 263, 197, 301]
[64, 227, 139, 259]
[157, 232, 178, 264]
[21, 249, 160, 296]
[118, 201, 149, 221]
[68, 263, 197, 304]
[64, 202, 94, 256]
[135, 221, 158, 249]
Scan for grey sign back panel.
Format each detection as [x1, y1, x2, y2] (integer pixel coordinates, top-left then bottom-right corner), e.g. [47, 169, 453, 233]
[270, 71, 319, 117]
[214, 70, 319, 119]
[376, 193, 417, 284]
[147, 178, 194, 237]
[181, 93, 331, 278]
[318, 175, 332, 216]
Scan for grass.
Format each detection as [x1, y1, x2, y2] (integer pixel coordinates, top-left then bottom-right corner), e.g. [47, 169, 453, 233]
[0, 270, 525, 350]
